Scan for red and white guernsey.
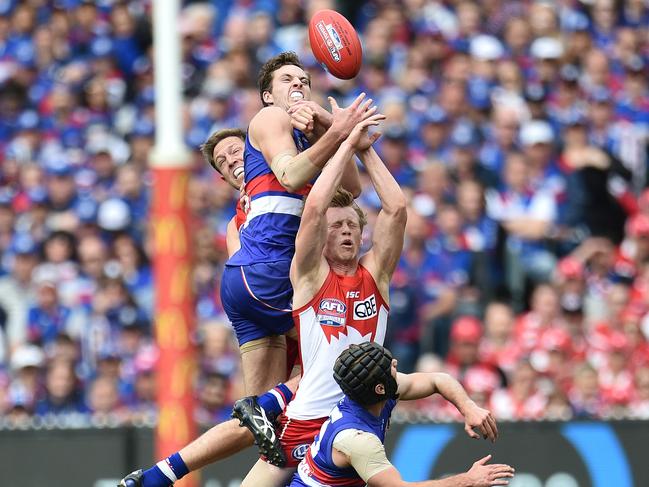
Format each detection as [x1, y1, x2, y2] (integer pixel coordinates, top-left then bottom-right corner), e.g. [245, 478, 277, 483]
[287, 264, 389, 420]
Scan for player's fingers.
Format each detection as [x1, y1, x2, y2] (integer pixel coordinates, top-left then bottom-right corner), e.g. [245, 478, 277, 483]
[291, 119, 307, 131]
[490, 479, 510, 486]
[482, 419, 497, 442]
[365, 113, 386, 123]
[292, 112, 312, 125]
[475, 454, 491, 466]
[369, 132, 382, 144]
[361, 111, 385, 124]
[465, 423, 480, 439]
[488, 415, 499, 440]
[349, 92, 366, 109]
[359, 97, 374, 113]
[329, 96, 339, 111]
[359, 105, 379, 120]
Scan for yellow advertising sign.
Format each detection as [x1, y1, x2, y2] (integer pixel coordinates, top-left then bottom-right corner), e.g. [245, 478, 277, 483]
[153, 215, 187, 255]
[156, 307, 189, 349]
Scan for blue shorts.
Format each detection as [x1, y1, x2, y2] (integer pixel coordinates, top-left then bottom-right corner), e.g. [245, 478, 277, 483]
[221, 262, 295, 346]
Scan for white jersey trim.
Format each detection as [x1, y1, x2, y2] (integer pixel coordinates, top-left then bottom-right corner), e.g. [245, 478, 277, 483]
[243, 194, 304, 228]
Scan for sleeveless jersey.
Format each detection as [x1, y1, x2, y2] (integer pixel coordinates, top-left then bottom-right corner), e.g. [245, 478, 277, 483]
[287, 265, 389, 420]
[293, 397, 397, 487]
[227, 128, 311, 266]
[234, 200, 246, 230]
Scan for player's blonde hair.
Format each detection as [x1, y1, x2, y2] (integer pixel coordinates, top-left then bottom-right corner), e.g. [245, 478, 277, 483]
[329, 187, 367, 230]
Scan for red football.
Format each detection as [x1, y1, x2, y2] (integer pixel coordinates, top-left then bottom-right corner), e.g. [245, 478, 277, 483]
[308, 9, 363, 80]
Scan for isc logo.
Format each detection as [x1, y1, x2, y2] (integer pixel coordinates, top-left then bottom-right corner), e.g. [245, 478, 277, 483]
[320, 299, 347, 314]
[353, 294, 377, 320]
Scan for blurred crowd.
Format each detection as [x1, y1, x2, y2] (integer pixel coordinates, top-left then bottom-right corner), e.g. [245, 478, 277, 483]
[0, 0, 648, 426]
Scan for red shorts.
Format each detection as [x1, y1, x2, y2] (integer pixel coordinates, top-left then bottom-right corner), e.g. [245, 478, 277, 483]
[273, 414, 327, 467]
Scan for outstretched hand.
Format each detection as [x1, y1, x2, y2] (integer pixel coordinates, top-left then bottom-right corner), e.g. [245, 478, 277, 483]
[330, 95, 384, 151]
[465, 455, 515, 487]
[329, 93, 382, 139]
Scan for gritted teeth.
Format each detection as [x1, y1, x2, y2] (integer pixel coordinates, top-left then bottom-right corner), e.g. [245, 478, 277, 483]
[290, 91, 304, 101]
[233, 166, 244, 179]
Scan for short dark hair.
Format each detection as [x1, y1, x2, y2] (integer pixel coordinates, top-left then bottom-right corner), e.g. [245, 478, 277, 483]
[257, 51, 308, 106]
[200, 128, 246, 173]
[329, 187, 367, 230]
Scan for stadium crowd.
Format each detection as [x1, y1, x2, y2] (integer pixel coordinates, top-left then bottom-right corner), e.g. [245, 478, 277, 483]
[0, 0, 648, 427]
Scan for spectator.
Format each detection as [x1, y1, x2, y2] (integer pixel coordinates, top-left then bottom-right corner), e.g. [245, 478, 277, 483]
[420, 205, 473, 356]
[479, 301, 518, 375]
[27, 276, 73, 349]
[195, 372, 231, 426]
[569, 362, 605, 419]
[487, 152, 558, 306]
[87, 375, 123, 420]
[35, 359, 88, 416]
[444, 316, 503, 391]
[7, 344, 44, 415]
[0, 233, 38, 358]
[489, 360, 547, 420]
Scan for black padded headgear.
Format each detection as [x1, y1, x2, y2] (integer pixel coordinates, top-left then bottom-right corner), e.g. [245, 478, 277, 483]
[333, 342, 399, 406]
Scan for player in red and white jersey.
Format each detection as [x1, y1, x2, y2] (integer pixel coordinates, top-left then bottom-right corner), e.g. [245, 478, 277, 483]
[239, 101, 406, 486]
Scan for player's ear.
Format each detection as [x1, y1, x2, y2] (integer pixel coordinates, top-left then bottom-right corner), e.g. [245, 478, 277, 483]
[262, 90, 273, 105]
[375, 383, 386, 396]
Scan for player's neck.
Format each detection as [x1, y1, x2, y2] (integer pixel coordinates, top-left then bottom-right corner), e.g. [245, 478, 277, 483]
[366, 400, 387, 417]
[328, 259, 359, 276]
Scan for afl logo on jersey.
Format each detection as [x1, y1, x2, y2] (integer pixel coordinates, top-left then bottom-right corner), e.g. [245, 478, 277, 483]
[319, 299, 346, 315]
[318, 298, 346, 327]
[292, 443, 310, 461]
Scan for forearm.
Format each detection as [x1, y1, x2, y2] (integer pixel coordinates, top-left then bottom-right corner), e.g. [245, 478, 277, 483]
[305, 141, 355, 212]
[179, 419, 254, 471]
[371, 468, 471, 487]
[358, 147, 406, 214]
[276, 128, 346, 191]
[409, 474, 470, 487]
[340, 157, 362, 197]
[430, 373, 474, 416]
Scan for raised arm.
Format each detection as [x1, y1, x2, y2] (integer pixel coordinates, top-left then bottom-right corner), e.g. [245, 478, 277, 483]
[250, 93, 374, 193]
[288, 100, 362, 196]
[292, 104, 384, 284]
[358, 146, 408, 292]
[397, 372, 498, 442]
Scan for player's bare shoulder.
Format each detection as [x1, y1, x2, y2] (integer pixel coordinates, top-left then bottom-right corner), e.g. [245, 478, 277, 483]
[250, 106, 290, 132]
[248, 106, 292, 148]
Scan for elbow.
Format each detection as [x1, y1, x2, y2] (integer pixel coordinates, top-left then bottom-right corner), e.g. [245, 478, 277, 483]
[392, 203, 408, 227]
[278, 176, 301, 194]
[343, 181, 362, 198]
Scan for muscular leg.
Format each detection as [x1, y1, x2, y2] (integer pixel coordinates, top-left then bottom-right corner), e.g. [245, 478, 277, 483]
[240, 335, 288, 395]
[179, 419, 255, 471]
[240, 459, 296, 487]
